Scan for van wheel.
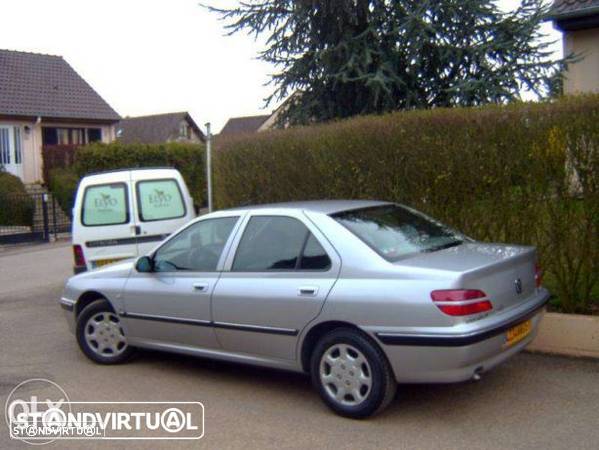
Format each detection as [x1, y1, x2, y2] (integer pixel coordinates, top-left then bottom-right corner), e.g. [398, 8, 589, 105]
[310, 328, 397, 419]
[76, 299, 134, 364]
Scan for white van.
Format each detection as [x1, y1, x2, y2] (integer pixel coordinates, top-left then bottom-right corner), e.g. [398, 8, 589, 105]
[71, 168, 196, 273]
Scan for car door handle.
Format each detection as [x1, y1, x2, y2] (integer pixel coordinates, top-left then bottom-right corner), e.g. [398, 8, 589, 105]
[193, 282, 209, 292]
[298, 286, 318, 296]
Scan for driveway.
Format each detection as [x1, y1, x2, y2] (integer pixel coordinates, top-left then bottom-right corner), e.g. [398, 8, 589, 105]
[1, 243, 598, 449]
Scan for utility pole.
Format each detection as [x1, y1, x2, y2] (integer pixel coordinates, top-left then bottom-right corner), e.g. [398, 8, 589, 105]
[205, 122, 213, 213]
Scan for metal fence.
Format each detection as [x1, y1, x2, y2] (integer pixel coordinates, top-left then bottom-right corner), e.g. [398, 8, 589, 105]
[0, 192, 71, 245]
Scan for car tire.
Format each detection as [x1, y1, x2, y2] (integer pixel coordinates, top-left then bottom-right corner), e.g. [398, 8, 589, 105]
[310, 328, 397, 419]
[76, 298, 134, 365]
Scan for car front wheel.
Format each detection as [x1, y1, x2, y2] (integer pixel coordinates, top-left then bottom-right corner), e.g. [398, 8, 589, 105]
[311, 328, 397, 418]
[76, 299, 134, 364]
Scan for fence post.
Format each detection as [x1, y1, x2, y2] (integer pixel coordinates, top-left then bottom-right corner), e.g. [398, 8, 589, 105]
[52, 195, 58, 240]
[41, 193, 50, 242]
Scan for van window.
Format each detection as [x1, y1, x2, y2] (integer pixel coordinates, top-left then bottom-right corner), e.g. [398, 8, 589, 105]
[136, 179, 186, 222]
[82, 183, 129, 226]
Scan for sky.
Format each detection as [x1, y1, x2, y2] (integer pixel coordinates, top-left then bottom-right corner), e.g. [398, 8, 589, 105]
[0, 0, 562, 133]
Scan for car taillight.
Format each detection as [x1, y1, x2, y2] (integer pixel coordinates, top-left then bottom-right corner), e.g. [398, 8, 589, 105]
[431, 289, 493, 316]
[73, 245, 85, 267]
[535, 263, 542, 288]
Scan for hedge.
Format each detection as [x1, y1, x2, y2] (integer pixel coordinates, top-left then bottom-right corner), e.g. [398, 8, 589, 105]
[214, 95, 599, 314]
[48, 168, 80, 220]
[48, 142, 206, 216]
[0, 171, 34, 227]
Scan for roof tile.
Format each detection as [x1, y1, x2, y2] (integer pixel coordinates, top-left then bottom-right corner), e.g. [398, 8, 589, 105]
[219, 115, 270, 135]
[0, 49, 120, 121]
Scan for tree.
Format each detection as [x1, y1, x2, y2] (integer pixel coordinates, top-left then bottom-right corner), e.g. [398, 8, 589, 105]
[205, 0, 566, 124]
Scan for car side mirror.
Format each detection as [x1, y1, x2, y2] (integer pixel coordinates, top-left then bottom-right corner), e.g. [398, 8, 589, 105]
[135, 256, 154, 273]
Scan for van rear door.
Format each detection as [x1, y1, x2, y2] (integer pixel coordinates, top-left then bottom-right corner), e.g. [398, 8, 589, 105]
[130, 169, 195, 256]
[77, 172, 139, 270]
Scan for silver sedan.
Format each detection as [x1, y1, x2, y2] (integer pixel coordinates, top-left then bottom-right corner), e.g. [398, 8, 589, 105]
[60, 201, 549, 418]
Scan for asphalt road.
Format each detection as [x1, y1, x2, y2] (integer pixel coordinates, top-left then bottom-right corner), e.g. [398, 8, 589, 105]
[1, 242, 598, 450]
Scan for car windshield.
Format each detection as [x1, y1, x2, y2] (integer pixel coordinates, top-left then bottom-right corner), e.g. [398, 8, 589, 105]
[332, 205, 464, 261]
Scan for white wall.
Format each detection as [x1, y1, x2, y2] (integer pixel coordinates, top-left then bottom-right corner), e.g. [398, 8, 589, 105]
[564, 28, 599, 94]
[0, 120, 117, 184]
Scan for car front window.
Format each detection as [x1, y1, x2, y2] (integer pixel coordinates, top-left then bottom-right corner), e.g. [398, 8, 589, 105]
[332, 205, 464, 261]
[153, 217, 239, 272]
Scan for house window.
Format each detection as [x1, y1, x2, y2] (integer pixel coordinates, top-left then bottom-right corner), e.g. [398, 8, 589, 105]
[42, 128, 58, 146]
[0, 128, 10, 165]
[42, 127, 102, 145]
[57, 128, 70, 145]
[14, 127, 22, 164]
[179, 122, 190, 139]
[88, 128, 102, 142]
[71, 129, 85, 145]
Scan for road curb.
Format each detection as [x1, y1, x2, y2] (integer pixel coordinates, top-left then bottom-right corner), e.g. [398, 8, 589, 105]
[527, 312, 599, 359]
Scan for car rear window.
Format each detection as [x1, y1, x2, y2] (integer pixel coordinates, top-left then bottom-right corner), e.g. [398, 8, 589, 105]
[232, 216, 331, 271]
[82, 183, 129, 226]
[332, 205, 464, 261]
[136, 179, 186, 222]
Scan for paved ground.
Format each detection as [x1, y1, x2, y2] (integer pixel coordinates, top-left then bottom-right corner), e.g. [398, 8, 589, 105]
[1, 243, 598, 450]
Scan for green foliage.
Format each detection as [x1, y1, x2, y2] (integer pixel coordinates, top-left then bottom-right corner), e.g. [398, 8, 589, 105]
[207, 0, 567, 124]
[48, 142, 207, 207]
[0, 171, 34, 227]
[48, 168, 80, 220]
[214, 95, 599, 314]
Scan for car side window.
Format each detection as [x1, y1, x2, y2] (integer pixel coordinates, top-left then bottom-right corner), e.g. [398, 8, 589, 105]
[232, 216, 331, 272]
[300, 234, 331, 270]
[153, 217, 238, 272]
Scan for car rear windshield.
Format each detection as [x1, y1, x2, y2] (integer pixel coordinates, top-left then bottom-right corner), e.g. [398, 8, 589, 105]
[332, 205, 464, 261]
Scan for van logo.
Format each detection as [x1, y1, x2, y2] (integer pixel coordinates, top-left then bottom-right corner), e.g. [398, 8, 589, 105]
[148, 189, 172, 208]
[514, 278, 523, 295]
[95, 193, 117, 208]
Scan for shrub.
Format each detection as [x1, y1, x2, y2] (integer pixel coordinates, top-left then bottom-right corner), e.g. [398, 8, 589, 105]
[214, 95, 599, 314]
[0, 171, 34, 227]
[48, 168, 80, 220]
[73, 142, 206, 204]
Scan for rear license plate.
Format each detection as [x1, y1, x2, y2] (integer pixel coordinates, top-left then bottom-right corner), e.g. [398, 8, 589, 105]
[505, 319, 532, 347]
[94, 258, 124, 268]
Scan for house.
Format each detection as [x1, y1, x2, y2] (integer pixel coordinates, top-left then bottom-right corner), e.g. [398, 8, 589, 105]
[219, 114, 271, 136]
[219, 93, 298, 136]
[549, 0, 599, 94]
[0, 49, 120, 184]
[116, 112, 204, 144]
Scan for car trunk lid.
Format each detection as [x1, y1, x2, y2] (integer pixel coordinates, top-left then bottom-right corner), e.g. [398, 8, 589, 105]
[397, 243, 537, 313]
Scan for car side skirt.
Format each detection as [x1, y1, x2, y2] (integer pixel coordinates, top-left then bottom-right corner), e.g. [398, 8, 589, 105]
[120, 312, 299, 336]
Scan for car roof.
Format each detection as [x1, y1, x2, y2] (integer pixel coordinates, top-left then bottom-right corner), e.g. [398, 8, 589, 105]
[80, 167, 180, 184]
[85, 167, 175, 177]
[224, 200, 392, 215]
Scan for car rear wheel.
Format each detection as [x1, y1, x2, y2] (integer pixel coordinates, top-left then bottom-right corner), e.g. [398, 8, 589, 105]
[76, 299, 134, 364]
[311, 328, 397, 418]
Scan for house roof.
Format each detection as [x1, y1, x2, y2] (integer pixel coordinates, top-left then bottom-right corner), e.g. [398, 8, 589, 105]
[0, 49, 120, 122]
[219, 115, 270, 135]
[549, 0, 599, 19]
[117, 112, 204, 144]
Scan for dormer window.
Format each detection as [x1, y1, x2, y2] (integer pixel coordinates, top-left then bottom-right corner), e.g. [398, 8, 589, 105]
[179, 123, 189, 138]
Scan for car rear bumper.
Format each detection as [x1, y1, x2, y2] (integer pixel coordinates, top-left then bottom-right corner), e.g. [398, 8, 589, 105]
[373, 289, 550, 383]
